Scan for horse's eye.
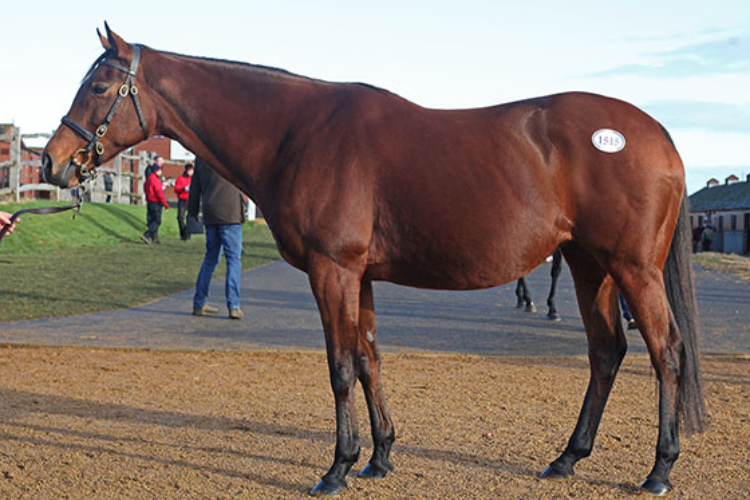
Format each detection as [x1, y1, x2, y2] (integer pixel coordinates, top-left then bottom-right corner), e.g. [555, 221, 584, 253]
[91, 83, 108, 95]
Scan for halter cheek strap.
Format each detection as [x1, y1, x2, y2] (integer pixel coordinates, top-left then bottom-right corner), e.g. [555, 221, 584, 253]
[60, 45, 149, 178]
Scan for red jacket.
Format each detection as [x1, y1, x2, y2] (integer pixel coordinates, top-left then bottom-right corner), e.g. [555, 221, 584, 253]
[174, 174, 192, 201]
[144, 172, 169, 208]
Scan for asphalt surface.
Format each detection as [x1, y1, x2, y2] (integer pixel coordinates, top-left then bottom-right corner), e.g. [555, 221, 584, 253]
[0, 259, 747, 356]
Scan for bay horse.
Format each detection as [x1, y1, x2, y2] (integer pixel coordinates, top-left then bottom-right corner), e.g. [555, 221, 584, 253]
[42, 25, 707, 496]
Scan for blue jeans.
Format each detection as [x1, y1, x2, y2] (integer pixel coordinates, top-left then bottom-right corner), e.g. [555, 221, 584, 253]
[619, 292, 633, 321]
[193, 224, 243, 310]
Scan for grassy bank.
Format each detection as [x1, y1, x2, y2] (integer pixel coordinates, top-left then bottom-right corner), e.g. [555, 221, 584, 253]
[0, 201, 279, 322]
[693, 252, 750, 281]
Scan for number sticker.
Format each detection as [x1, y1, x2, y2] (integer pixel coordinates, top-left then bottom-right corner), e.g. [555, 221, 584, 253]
[592, 129, 626, 153]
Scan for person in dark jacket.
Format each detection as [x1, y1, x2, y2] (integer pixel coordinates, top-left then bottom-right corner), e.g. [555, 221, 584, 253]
[174, 163, 194, 240]
[141, 162, 169, 244]
[188, 157, 246, 320]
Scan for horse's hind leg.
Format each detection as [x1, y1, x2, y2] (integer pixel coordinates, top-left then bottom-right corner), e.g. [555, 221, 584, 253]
[541, 245, 627, 479]
[515, 278, 536, 312]
[515, 279, 526, 308]
[617, 270, 683, 495]
[307, 254, 365, 495]
[546, 249, 563, 321]
[356, 279, 396, 479]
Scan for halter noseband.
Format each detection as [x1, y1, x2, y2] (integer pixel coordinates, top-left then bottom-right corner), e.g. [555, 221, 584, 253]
[60, 45, 149, 179]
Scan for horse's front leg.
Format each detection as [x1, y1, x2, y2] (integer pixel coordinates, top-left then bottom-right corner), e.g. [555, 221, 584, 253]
[308, 253, 365, 496]
[356, 279, 396, 479]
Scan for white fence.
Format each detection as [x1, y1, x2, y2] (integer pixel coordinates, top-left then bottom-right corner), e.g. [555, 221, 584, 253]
[0, 126, 190, 205]
[0, 127, 58, 202]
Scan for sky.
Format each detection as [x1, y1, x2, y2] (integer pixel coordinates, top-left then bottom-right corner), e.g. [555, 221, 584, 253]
[1, 0, 748, 194]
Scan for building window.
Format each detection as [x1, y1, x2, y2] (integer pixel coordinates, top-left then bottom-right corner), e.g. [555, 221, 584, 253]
[1, 148, 9, 156]
[731, 215, 737, 231]
[698, 215, 704, 227]
[718, 215, 724, 232]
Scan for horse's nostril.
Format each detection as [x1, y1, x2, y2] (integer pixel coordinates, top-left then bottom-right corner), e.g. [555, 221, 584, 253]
[42, 153, 53, 182]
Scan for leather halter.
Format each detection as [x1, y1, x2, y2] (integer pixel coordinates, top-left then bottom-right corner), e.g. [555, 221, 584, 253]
[60, 45, 149, 179]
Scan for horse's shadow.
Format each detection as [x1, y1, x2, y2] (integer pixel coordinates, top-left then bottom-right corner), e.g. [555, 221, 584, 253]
[0, 386, 635, 494]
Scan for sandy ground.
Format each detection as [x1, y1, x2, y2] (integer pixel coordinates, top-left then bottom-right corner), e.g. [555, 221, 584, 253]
[0, 346, 747, 499]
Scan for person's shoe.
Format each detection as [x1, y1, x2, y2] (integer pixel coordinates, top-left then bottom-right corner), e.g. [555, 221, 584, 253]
[140, 234, 152, 245]
[627, 319, 638, 330]
[229, 308, 244, 320]
[193, 305, 219, 316]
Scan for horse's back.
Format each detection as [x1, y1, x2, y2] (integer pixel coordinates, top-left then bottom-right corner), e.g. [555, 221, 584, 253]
[357, 92, 683, 288]
[272, 89, 683, 289]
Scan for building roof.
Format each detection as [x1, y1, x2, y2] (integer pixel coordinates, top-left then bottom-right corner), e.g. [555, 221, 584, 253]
[690, 178, 750, 212]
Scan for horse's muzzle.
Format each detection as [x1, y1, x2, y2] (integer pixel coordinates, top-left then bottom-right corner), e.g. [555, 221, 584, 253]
[42, 153, 77, 187]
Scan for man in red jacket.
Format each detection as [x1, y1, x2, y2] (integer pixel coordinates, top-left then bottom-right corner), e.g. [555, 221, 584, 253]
[141, 158, 169, 244]
[173, 163, 194, 241]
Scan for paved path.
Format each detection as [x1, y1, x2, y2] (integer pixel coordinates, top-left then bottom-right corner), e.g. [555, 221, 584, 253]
[0, 260, 747, 356]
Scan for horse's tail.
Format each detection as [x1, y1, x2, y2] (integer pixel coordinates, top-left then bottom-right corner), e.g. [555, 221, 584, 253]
[664, 191, 709, 434]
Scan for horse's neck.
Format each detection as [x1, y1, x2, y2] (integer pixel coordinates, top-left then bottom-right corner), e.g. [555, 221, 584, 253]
[145, 50, 321, 202]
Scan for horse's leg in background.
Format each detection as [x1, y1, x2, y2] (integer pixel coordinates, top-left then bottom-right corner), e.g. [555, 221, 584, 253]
[356, 279, 396, 479]
[515, 278, 537, 312]
[307, 253, 366, 495]
[515, 279, 526, 308]
[546, 248, 563, 321]
[541, 243, 627, 479]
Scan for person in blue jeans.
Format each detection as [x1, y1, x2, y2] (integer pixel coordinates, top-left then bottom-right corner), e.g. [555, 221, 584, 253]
[188, 157, 247, 320]
[619, 292, 638, 330]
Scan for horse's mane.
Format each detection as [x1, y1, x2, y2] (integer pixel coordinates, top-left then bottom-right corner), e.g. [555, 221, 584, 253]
[83, 45, 392, 96]
[167, 50, 393, 95]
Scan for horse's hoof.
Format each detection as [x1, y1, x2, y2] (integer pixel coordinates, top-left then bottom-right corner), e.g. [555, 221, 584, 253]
[358, 463, 390, 479]
[638, 478, 673, 496]
[526, 302, 537, 313]
[539, 464, 573, 480]
[309, 478, 347, 496]
[547, 312, 562, 322]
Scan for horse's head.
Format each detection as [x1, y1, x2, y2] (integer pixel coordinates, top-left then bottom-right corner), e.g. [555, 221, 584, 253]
[43, 24, 154, 188]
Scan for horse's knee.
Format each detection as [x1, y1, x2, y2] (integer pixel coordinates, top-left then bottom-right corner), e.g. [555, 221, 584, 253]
[330, 359, 357, 394]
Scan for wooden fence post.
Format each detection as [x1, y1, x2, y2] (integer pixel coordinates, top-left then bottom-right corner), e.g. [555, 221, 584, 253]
[9, 127, 21, 202]
[114, 153, 123, 204]
[138, 150, 149, 205]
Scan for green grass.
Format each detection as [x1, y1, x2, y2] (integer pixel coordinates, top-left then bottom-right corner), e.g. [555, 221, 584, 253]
[693, 252, 750, 281]
[0, 201, 279, 322]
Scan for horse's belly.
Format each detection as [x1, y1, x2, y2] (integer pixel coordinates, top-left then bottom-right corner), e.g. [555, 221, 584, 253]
[366, 228, 548, 290]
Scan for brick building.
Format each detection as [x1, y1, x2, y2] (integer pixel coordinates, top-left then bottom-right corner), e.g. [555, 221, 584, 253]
[0, 124, 45, 199]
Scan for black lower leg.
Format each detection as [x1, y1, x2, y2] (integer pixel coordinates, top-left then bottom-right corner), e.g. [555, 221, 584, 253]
[359, 358, 395, 477]
[542, 344, 626, 479]
[640, 363, 680, 495]
[515, 279, 526, 308]
[311, 358, 361, 495]
[546, 250, 563, 320]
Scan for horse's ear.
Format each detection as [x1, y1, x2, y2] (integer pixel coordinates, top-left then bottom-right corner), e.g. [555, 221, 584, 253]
[98, 27, 111, 51]
[103, 22, 130, 57]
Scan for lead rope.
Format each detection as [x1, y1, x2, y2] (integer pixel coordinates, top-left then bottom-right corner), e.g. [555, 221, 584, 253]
[0, 184, 87, 250]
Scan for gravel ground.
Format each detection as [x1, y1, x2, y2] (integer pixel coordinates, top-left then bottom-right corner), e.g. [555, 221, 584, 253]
[0, 347, 747, 499]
